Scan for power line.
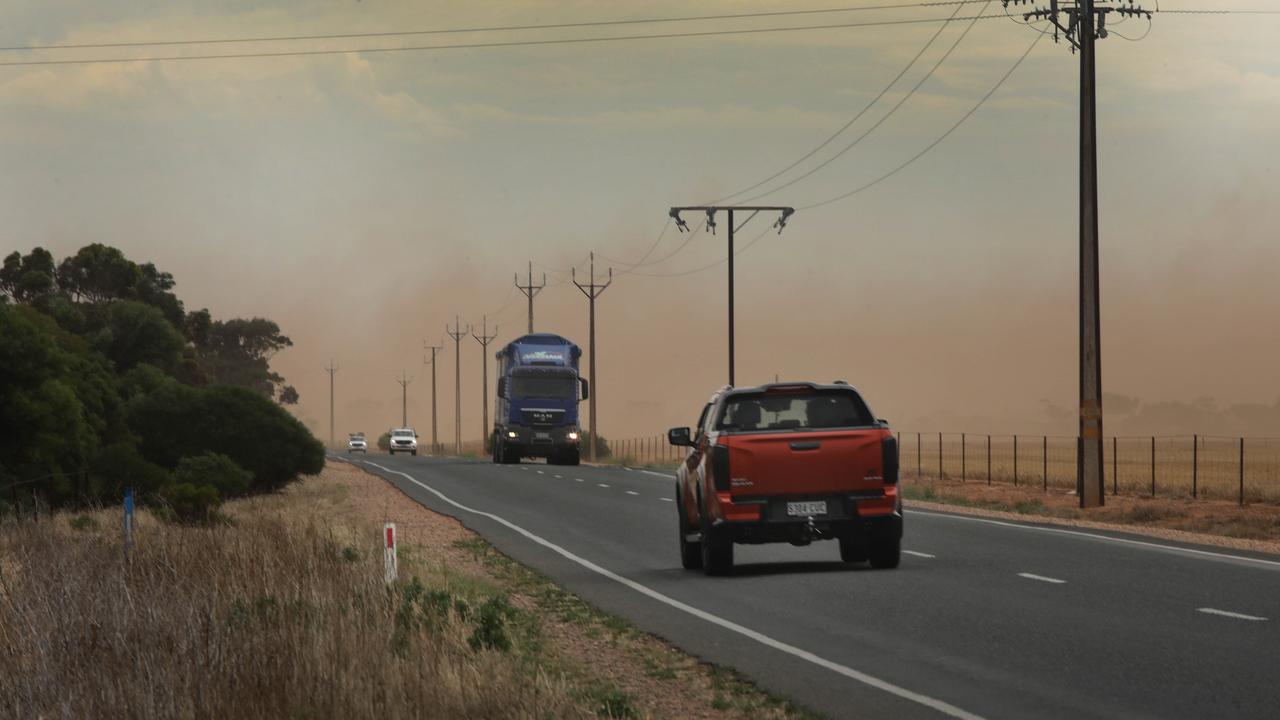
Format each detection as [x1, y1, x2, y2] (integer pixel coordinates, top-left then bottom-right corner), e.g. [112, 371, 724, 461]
[737, 1, 993, 204]
[0, 14, 1018, 68]
[709, 2, 967, 205]
[800, 29, 1042, 210]
[627, 225, 774, 278]
[0, 2, 995, 53]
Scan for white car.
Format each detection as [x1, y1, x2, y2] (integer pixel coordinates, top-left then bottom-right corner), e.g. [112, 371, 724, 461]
[388, 428, 418, 456]
[347, 434, 367, 453]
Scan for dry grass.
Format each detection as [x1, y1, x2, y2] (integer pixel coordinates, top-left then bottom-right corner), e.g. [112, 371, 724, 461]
[0, 462, 821, 720]
[903, 475, 1280, 552]
[0, 479, 586, 719]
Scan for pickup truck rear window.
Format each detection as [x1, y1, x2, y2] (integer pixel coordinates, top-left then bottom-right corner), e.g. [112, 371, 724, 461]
[715, 390, 874, 432]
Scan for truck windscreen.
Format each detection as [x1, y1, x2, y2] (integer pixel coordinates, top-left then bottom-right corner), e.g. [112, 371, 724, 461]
[716, 391, 873, 431]
[512, 376, 577, 399]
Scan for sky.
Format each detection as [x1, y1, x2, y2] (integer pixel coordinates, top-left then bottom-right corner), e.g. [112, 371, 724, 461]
[2, 1, 1278, 446]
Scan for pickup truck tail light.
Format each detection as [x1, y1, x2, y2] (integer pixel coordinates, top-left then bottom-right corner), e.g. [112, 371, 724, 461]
[882, 435, 899, 485]
[711, 443, 731, 492]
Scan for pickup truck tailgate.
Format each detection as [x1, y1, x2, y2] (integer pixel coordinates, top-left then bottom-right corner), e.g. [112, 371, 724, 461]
[723, 430, 885, 497]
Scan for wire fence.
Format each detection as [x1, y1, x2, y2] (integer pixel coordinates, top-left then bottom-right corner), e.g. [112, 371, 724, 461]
[450, 431, 1280, 505]
[895, 432, 1280, 505]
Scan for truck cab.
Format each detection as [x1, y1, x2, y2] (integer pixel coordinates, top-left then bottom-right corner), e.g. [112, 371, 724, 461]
[491, 333, 588, 465]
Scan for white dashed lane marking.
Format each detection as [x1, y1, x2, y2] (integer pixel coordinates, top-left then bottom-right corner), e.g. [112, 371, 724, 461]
[575, 478, 584, 482]
[1018, 572, 1066, 585]
[659, 498, 674, 502]
[626, 490, 639, 496]
[1197, 608, 1268, 622]
[554, 475, 563, 479]
[598, 483, 610, 488]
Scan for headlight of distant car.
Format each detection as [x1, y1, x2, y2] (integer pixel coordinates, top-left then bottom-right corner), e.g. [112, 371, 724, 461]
[507, 431, 518, 438]
[567, 431, 579, 440]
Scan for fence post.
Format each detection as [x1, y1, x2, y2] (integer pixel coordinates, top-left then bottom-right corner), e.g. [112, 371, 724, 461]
[1192, 434, 1198, 499]
[917, 433, 922, 478]
[961, 433, 966, 482]
[1014, 435, 1019, 486]
[1239, 437, 1245, 506]
[938, 432, 943, 480]
[1112, 436, 1118, 496]
[1043, 436, 1048, 491]
[987, 435, 992, 486]
[1151, 436, 1156, 497]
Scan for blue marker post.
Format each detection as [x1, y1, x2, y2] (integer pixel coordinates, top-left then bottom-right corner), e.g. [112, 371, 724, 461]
[123, 487, 135, 552]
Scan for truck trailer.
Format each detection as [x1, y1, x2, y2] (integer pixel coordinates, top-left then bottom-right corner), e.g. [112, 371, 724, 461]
[491, 333, 588, 465]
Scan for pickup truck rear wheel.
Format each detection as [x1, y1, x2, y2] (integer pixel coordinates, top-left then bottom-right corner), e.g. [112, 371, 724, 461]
[700, 512, 733, 576]
[868, 535, 901, 569]
[838, 536, 868, 563]
[677, 494, 702, 570]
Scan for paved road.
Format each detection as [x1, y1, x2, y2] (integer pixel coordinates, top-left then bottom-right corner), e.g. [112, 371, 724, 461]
[337, 452, 1280, 720]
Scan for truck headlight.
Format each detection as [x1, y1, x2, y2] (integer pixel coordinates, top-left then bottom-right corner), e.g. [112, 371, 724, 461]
[567, 431, 579, 441]
[507, 431, 518, 438]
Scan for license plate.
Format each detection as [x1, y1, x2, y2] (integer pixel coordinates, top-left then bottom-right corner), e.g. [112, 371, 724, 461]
[786, 501, 827, 517]
[535, 432, 550, 439]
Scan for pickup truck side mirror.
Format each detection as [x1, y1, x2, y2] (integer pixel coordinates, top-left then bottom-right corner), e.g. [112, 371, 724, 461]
[667, 427, 693, 447]
[580, 377, 589, 401]
[877, 418, 889, 426]
[497, 378, 507, 399]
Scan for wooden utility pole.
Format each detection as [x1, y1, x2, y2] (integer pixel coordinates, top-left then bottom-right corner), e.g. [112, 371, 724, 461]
[1016, 0, 1151, 508]
[323, 360, 339, 448]
[573, 253, 612, 462]
[472, 316, 498, 452]
[514, 261, 546, 334]
[667, 206, 794, 386]
[395, 371, 412, 428]
[446, 316, 469, 454]
[424, 341, 442, 454]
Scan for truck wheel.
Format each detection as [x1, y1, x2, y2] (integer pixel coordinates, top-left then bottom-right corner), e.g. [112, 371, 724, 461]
[700, 509, 733, 576]
[677, 493, 703, 570]
[869, 535, 901, 569]
[389, 450, 395, 455]
[565, 449, 580, 466]
[839, 536, 868, 563]
[411, 449, 417, 456]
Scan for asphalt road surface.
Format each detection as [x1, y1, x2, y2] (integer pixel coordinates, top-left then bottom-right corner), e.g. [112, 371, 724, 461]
[337, 452, 1280, 720]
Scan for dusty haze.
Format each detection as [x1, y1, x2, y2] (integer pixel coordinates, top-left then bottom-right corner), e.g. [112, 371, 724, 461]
[2, 1, 1277, 445]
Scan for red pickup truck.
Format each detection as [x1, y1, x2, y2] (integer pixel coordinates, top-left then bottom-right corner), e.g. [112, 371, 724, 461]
[668, 382, 901, 576]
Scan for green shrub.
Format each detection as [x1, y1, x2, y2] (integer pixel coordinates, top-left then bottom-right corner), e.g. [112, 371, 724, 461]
[68, 514, 98, 531]
[174, 452, 252, 498]
[159, 482, 221, 524]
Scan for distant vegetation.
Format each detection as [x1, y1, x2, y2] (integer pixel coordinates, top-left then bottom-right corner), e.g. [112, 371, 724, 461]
[0, 244, 323, 519]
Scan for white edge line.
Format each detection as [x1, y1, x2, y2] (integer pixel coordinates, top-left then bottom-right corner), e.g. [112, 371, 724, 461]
[1017, 572, 1067, 585]
[363, 461, 983, 720]
[1197, 607, 1268, 622]
[642, 469, 673, 479]
[911, 509, 1280, 569]
[903, 550, 936, 559]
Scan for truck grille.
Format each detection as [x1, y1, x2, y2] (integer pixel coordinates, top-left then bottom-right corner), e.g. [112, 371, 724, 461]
[521, 408, 565, 426]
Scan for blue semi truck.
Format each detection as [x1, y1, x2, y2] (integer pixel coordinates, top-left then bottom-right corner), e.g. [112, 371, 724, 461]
[491, 333, 588, 465]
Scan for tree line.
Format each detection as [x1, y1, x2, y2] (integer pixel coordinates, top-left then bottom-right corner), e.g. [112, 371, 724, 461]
[0, 244, 323, 520]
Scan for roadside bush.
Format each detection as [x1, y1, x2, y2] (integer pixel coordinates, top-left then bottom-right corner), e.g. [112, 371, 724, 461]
[127, 381, 324, 493]
[377, 432, 391, 451]
[159, 482, 221, 524]
[173, 452, 252, 498]
[90, 442, 170, 499]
